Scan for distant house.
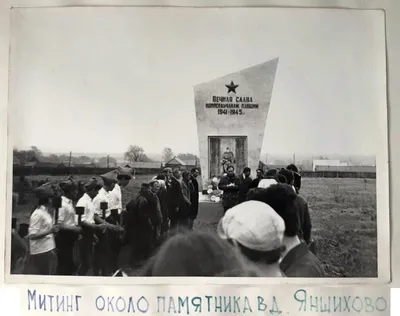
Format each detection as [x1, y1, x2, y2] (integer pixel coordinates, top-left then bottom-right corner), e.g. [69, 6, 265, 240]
[180, 158, 200, 171]
[315, 165, 376, 173]
[165, 157, 193, 171]
[312, 159, 348, 171]
[26, 156, 64, 168]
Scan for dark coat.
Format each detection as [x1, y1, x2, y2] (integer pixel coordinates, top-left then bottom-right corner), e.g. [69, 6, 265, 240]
[218, 175, 241, 209]
[189, 175, 199, 218]
[180, 179, 193, 218]
[167, 177, 185, 219]
[238, 175, 253, 203]
[250, 177, 263, 189]
[294, 194, 312, 244]
[125, 189, 158, 255]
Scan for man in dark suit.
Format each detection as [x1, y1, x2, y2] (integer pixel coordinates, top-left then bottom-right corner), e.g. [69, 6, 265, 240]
[168, 169, 186, 233]
[218, 165, 241, 213]
[189, 168, 200, 229]
[238, 167, 253, 204]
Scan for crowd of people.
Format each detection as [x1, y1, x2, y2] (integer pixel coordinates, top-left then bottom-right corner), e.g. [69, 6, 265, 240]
[11, 163, 325, 278]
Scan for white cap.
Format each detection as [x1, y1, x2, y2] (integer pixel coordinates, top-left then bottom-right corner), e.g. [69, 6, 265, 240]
[258, 178, 278, 189]
[217, 200, 285, 252]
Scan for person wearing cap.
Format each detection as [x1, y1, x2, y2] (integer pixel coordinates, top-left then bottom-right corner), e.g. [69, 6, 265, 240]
[92, 171, 122, 276]
[109, 167, 133, 217]
[259, 184, 325, 277]
[56, 179, 82, 275]
[75, 178, 106, 276]
[218, 165, 241, 213]
[250, 168, 264, 189]
[238, 167, 253, 204]
[107, 168, 133, 272]
[26, 185, 59, 275]
[217, 200, 286, 277]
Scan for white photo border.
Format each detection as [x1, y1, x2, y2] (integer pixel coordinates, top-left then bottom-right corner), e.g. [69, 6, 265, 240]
[2, 3, 391, 286]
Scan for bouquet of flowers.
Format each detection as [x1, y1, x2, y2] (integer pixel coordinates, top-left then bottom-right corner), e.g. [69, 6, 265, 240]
[206, 177, 223, 203]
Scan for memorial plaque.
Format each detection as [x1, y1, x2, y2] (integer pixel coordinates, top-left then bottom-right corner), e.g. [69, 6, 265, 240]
[194, 59, 278, 190]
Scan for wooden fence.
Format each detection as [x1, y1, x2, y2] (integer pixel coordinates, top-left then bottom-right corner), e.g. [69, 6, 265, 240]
[13, 165, 163, 177]
[301, 171, 376, 179]
[13, 165, 376, 179]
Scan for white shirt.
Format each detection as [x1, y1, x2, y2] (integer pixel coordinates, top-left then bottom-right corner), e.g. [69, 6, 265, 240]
[109, 183, 122, 214]
[76, 193, 95, 224]
[28, 206, 56, 255]
[93, 187, 112, 219]
[58, 196, 76, 226]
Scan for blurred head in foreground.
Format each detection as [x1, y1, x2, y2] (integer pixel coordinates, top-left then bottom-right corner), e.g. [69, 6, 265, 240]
[141, 231, 262, 277]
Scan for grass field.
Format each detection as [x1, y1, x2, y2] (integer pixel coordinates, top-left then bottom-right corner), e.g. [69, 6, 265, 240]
[12, 175, 377, 278]
[301, 177, 377, 277]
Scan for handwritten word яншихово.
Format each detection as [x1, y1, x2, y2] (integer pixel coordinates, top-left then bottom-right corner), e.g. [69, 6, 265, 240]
[294, 289, 388, 314]
[27, 289, 81, 312]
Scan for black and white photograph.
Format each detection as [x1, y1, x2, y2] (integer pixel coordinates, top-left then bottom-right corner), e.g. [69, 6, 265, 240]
[6, 6, 389, 282]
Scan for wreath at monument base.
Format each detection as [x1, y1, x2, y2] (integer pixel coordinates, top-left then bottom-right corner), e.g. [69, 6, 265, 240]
[206, 177, 223, 203]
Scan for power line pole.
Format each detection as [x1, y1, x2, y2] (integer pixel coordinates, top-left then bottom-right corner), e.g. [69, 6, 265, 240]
[107, 155, 110, 168]
[68, 151, 72, 167]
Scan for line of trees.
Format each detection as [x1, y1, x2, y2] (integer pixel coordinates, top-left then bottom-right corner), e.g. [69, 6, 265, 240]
[13, 145, 199, 167]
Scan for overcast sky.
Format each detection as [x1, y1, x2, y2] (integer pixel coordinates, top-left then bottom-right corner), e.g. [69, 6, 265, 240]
[9, 7, 385, 156]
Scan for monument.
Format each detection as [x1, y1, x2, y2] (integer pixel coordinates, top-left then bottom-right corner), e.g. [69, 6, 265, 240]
[194, 58, 279, 191]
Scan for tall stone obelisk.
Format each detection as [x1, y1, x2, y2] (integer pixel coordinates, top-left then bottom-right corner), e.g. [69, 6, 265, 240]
[194, 58, 279, 191]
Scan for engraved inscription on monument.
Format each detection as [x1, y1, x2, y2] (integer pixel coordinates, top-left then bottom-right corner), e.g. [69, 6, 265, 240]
[194, 58, 279, 190]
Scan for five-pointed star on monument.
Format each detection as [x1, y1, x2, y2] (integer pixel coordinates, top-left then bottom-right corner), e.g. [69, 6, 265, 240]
[225, 81, 239, 94]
